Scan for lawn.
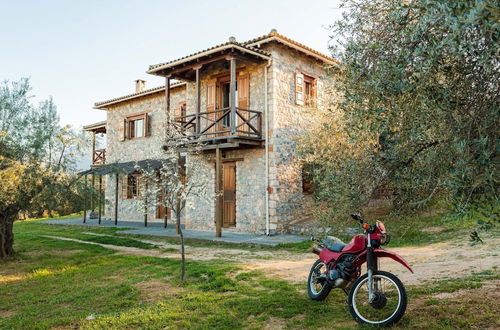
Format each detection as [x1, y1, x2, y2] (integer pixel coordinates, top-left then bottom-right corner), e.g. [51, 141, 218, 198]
[0, 216, 498, 329]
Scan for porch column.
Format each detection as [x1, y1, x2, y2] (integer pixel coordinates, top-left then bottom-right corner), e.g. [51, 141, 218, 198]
[165, 76, 171, 129]
[91, 174, 95, 212]
[114, 173, 119, 225]
[229, 56, 237, 134]
[144, 182, 148, 227]
[215, 146, 222, 237]
[83, 174, 88, 223]
[92, 131, 96, 164]
[98, 175, 102, 224]
[194, 65, 202, 135]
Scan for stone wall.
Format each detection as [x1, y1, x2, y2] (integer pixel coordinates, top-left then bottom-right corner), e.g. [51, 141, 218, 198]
[262, 42, 335, 233]
[103, 86, 186, 222]
[183, 59, 268, 233]
[98, 42, 334, 233]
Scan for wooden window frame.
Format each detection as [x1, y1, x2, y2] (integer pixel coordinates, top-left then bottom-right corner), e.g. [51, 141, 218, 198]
[122, 173, 142, 199]
[296, 71, 317, 107]
[123, 112, 151, 141]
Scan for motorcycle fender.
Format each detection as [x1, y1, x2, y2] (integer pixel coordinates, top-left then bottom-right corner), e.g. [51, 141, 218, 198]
[357, 249, 414, 273]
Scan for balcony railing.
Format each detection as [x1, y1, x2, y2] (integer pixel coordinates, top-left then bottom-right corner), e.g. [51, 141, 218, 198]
[92, 149, 106, 165]
[173, 107, 262, 141]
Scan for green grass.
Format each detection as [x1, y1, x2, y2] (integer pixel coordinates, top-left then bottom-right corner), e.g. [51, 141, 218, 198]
[1, 215, 498, 329]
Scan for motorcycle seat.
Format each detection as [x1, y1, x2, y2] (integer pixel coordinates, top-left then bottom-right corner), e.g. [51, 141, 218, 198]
[326, 243, 345, 252]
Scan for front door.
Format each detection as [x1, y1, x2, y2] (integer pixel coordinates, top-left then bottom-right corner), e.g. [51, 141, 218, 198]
[222, 161, 236, 227]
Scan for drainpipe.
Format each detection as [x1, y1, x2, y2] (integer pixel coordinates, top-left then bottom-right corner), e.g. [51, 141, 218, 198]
[264, 60, 272, 236]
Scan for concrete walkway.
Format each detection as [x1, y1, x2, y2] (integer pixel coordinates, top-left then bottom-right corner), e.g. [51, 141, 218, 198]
[42, 218, 307, 246]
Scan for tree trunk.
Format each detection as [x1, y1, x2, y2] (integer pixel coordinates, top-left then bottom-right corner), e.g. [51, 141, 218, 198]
[0, 215, 15, 260]
[176, 201, 185, 282]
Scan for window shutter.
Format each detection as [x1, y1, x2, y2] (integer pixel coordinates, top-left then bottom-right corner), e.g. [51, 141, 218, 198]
[120, 175, 128, 199]
[145, 113, 151, 136]
[136, 175, 142, 199]
[316, 79, 324, 109]
[119, 118, 127, 141]
[237, 73, 250, 132]
[295, 72, 304, 106]
[206, 81, 217, 136]
[174, 105, 181, 119]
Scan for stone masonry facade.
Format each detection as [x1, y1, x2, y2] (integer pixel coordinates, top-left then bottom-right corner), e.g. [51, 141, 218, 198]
[93, 33, 335, 234]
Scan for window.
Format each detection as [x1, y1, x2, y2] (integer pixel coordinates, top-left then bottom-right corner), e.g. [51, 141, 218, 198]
[304, 75, 315, 106]
[302, 166, 314, 194]
[129, 118, 144, 138]
[121, 174, 141, 199]
[295, 72, 316, 106]
[120, 113, 150, 141]
[174, 102, 186, 122]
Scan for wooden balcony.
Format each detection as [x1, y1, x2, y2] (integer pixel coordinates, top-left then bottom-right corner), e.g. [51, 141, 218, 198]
[172, 107, 263, 150]
[92, 149, 106, 165]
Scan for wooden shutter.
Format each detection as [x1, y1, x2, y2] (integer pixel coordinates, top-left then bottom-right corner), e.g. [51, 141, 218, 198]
[295, 72, 305, 105]
[316, 79, 324, 109]
[206, 81, 216, 137]
[120, 175, 128, 199]
[174, 105, 181, 120]
[237, 73, 250, 134]
[119, 118, 127, 141]
[145, 114, 151, 136]
[136, 175, 142, 199]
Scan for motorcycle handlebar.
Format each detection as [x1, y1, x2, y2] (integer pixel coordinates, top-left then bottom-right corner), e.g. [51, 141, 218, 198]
[350, 213, 364, 223]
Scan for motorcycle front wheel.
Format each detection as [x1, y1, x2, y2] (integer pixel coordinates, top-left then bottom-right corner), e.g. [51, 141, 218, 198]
[307, 259, 332, 301]
[348, 270, 407, 326]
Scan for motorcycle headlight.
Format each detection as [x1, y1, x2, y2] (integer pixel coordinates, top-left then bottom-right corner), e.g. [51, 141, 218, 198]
[376, 220, 387, 234]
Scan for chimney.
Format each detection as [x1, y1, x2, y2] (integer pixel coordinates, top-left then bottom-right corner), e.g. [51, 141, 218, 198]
[135, 79, 146, 93]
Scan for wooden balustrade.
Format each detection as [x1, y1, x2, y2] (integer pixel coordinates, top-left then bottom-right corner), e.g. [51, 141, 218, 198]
[172, 107, 262, 142]
[92, 149, 106, 165]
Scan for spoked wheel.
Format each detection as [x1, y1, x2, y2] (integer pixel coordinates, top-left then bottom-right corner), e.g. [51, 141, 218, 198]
[348, 271, 407, 326]
[307, 259, 332, 301]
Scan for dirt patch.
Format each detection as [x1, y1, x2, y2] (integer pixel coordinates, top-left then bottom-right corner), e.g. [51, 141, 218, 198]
[0, 310, 14, 318]
[135, 280, 181, 303]
[421, 226, 446, 233]
[41, 235, 500, 288]
[244, 239, 500, 286]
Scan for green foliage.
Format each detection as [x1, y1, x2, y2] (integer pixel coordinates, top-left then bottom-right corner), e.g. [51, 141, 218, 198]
[302, 0, 499, 223]
[0, 78, 90, 258]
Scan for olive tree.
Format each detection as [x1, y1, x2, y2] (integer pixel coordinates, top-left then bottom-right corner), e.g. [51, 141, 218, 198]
[0, 78, 89, 260]
[301, 0, 499, 222]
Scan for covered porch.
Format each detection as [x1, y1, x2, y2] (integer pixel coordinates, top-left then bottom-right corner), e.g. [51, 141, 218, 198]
[83, 121, 107, 166]
[147, 38, 271, 150]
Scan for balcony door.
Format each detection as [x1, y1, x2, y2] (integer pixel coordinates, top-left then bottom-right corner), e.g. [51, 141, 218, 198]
[211, 73, 250, 137]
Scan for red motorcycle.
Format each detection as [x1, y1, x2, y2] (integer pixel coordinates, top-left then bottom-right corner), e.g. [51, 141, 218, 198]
[308, 214, 413, 327]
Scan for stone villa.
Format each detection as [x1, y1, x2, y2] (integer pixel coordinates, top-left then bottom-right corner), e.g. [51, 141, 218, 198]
[82, 30, 337, 234]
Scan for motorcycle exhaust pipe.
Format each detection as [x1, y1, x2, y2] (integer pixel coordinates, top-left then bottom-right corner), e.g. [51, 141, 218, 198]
[311, 245, 323, 255]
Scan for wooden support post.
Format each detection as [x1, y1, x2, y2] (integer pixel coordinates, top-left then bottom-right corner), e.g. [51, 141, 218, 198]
[90, 174, 95, 211]
[114, 173, 119, 225]
[92, 131, 96, 164]
[229, 57, 237, 134]
[98, 175, 102, 224]
[144, 182, 148, 227]
[215, 146, 222, 237]
[195, 66, 201, 135]
[83, 175, 87, 223]
[165, 76, 171, 126]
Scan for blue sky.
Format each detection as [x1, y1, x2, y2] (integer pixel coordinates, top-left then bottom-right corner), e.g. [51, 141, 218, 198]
[0, 0, 343, 128]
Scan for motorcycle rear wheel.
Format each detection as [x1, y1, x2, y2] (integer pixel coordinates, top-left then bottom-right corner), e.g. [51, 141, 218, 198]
[307, 259, 332, 301]
[348, 270, 407, 326]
